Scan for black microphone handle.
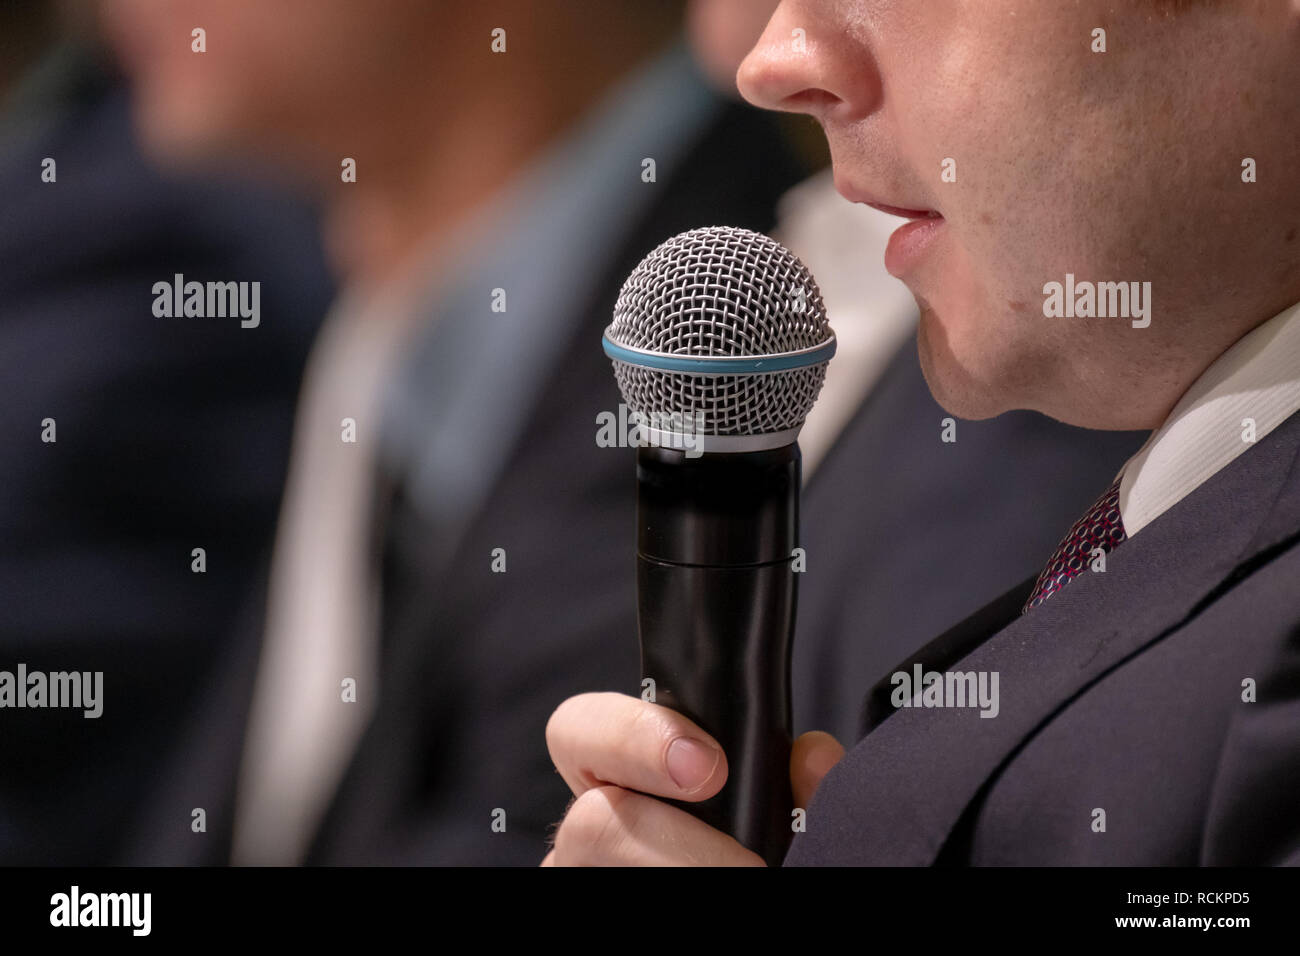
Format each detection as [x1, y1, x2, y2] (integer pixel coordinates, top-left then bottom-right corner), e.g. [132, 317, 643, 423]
[634, 444, 800, 866]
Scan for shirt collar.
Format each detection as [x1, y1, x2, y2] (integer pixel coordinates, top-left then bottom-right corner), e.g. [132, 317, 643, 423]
[1119, 298, 1300, 536]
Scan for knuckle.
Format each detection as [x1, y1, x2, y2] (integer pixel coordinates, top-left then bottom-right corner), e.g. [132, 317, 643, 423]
[630, 698, 678, 754]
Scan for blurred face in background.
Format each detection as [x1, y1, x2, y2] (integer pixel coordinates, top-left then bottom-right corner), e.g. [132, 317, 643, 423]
[739, 1, 1300, 430]
[96, 0, 682, 280]
[687, 0, 779, 94]
[97, 0, 442, 173]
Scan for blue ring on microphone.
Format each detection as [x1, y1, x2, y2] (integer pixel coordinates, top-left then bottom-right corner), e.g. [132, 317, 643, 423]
[602, 333, 836, 375]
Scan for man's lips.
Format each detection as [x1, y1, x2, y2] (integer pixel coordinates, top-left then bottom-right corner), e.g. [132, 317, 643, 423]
[834, 180, 946, 274]
[833, 178, 941, 220]
[863, 201, 943, 221]
[884, 216, 945, 277]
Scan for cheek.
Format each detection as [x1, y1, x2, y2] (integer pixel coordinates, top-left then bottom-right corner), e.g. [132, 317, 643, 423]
[904, 19, 1108, 303]
[928, 112, 1098, 342]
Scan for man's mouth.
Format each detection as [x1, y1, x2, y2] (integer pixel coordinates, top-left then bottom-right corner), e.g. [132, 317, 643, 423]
[863, 201, 944, 222]
[833, 178, 947, 275]
[833, 176, 941, 220]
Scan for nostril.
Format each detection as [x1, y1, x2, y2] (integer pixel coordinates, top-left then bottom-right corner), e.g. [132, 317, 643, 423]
[785, 88, 842, 114]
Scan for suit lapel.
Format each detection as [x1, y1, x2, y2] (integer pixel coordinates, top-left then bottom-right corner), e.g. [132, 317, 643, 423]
[859, 577, 1032, 735]
[788, 410, 1300, 865]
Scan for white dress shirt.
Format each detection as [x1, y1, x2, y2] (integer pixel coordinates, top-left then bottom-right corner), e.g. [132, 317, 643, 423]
[230, 276, 429, 866]
[1119, 299, 1300, 535]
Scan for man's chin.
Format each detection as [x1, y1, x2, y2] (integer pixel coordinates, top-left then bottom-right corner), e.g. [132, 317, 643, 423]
[914, 303, 1012, 423]
[131, 103, 224, 167]
[127, 85, 265, 171]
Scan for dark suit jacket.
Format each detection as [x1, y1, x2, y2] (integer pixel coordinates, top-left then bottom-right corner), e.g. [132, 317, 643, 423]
[787, 406, 1300, 865]
[0, 66, 331, 864]
[795, 341, 1147, 744]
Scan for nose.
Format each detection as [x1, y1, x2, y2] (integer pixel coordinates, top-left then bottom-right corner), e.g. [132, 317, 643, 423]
[736, 1, 881, 124]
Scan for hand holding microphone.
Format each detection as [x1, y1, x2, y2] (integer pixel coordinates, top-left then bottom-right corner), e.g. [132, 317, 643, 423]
[543, 693, 844, 866]
[545, 227, 844, 866]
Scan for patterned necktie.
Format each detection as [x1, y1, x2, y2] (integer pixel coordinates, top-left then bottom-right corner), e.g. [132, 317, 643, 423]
[1023, 477, 1126, 613]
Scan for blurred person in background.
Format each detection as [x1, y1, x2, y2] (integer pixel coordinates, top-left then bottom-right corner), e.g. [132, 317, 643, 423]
[0, 0, 332, 863]
[96, 0, 813, 864]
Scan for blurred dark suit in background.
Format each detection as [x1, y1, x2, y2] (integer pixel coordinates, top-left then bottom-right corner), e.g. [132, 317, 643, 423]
[0, 42, 332, 863]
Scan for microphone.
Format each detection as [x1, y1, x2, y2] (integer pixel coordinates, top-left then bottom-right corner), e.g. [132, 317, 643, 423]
[602, 226, 835, 865]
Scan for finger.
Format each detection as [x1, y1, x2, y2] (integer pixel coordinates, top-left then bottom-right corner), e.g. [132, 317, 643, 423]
[543, 793, 576, 856]
[546, 692, 727, 801]
[550, 785, 765, 867]
[790, 730, 846, 810]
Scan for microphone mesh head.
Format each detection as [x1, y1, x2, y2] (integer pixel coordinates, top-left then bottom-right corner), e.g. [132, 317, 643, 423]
[606, 226, 832, 438]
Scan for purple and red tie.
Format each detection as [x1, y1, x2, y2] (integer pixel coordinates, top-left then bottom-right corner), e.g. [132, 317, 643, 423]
[1023, 477, 1126, 613]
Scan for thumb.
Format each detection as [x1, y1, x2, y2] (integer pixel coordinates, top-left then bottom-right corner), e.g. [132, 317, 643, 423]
[790, 730, 846, 810]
